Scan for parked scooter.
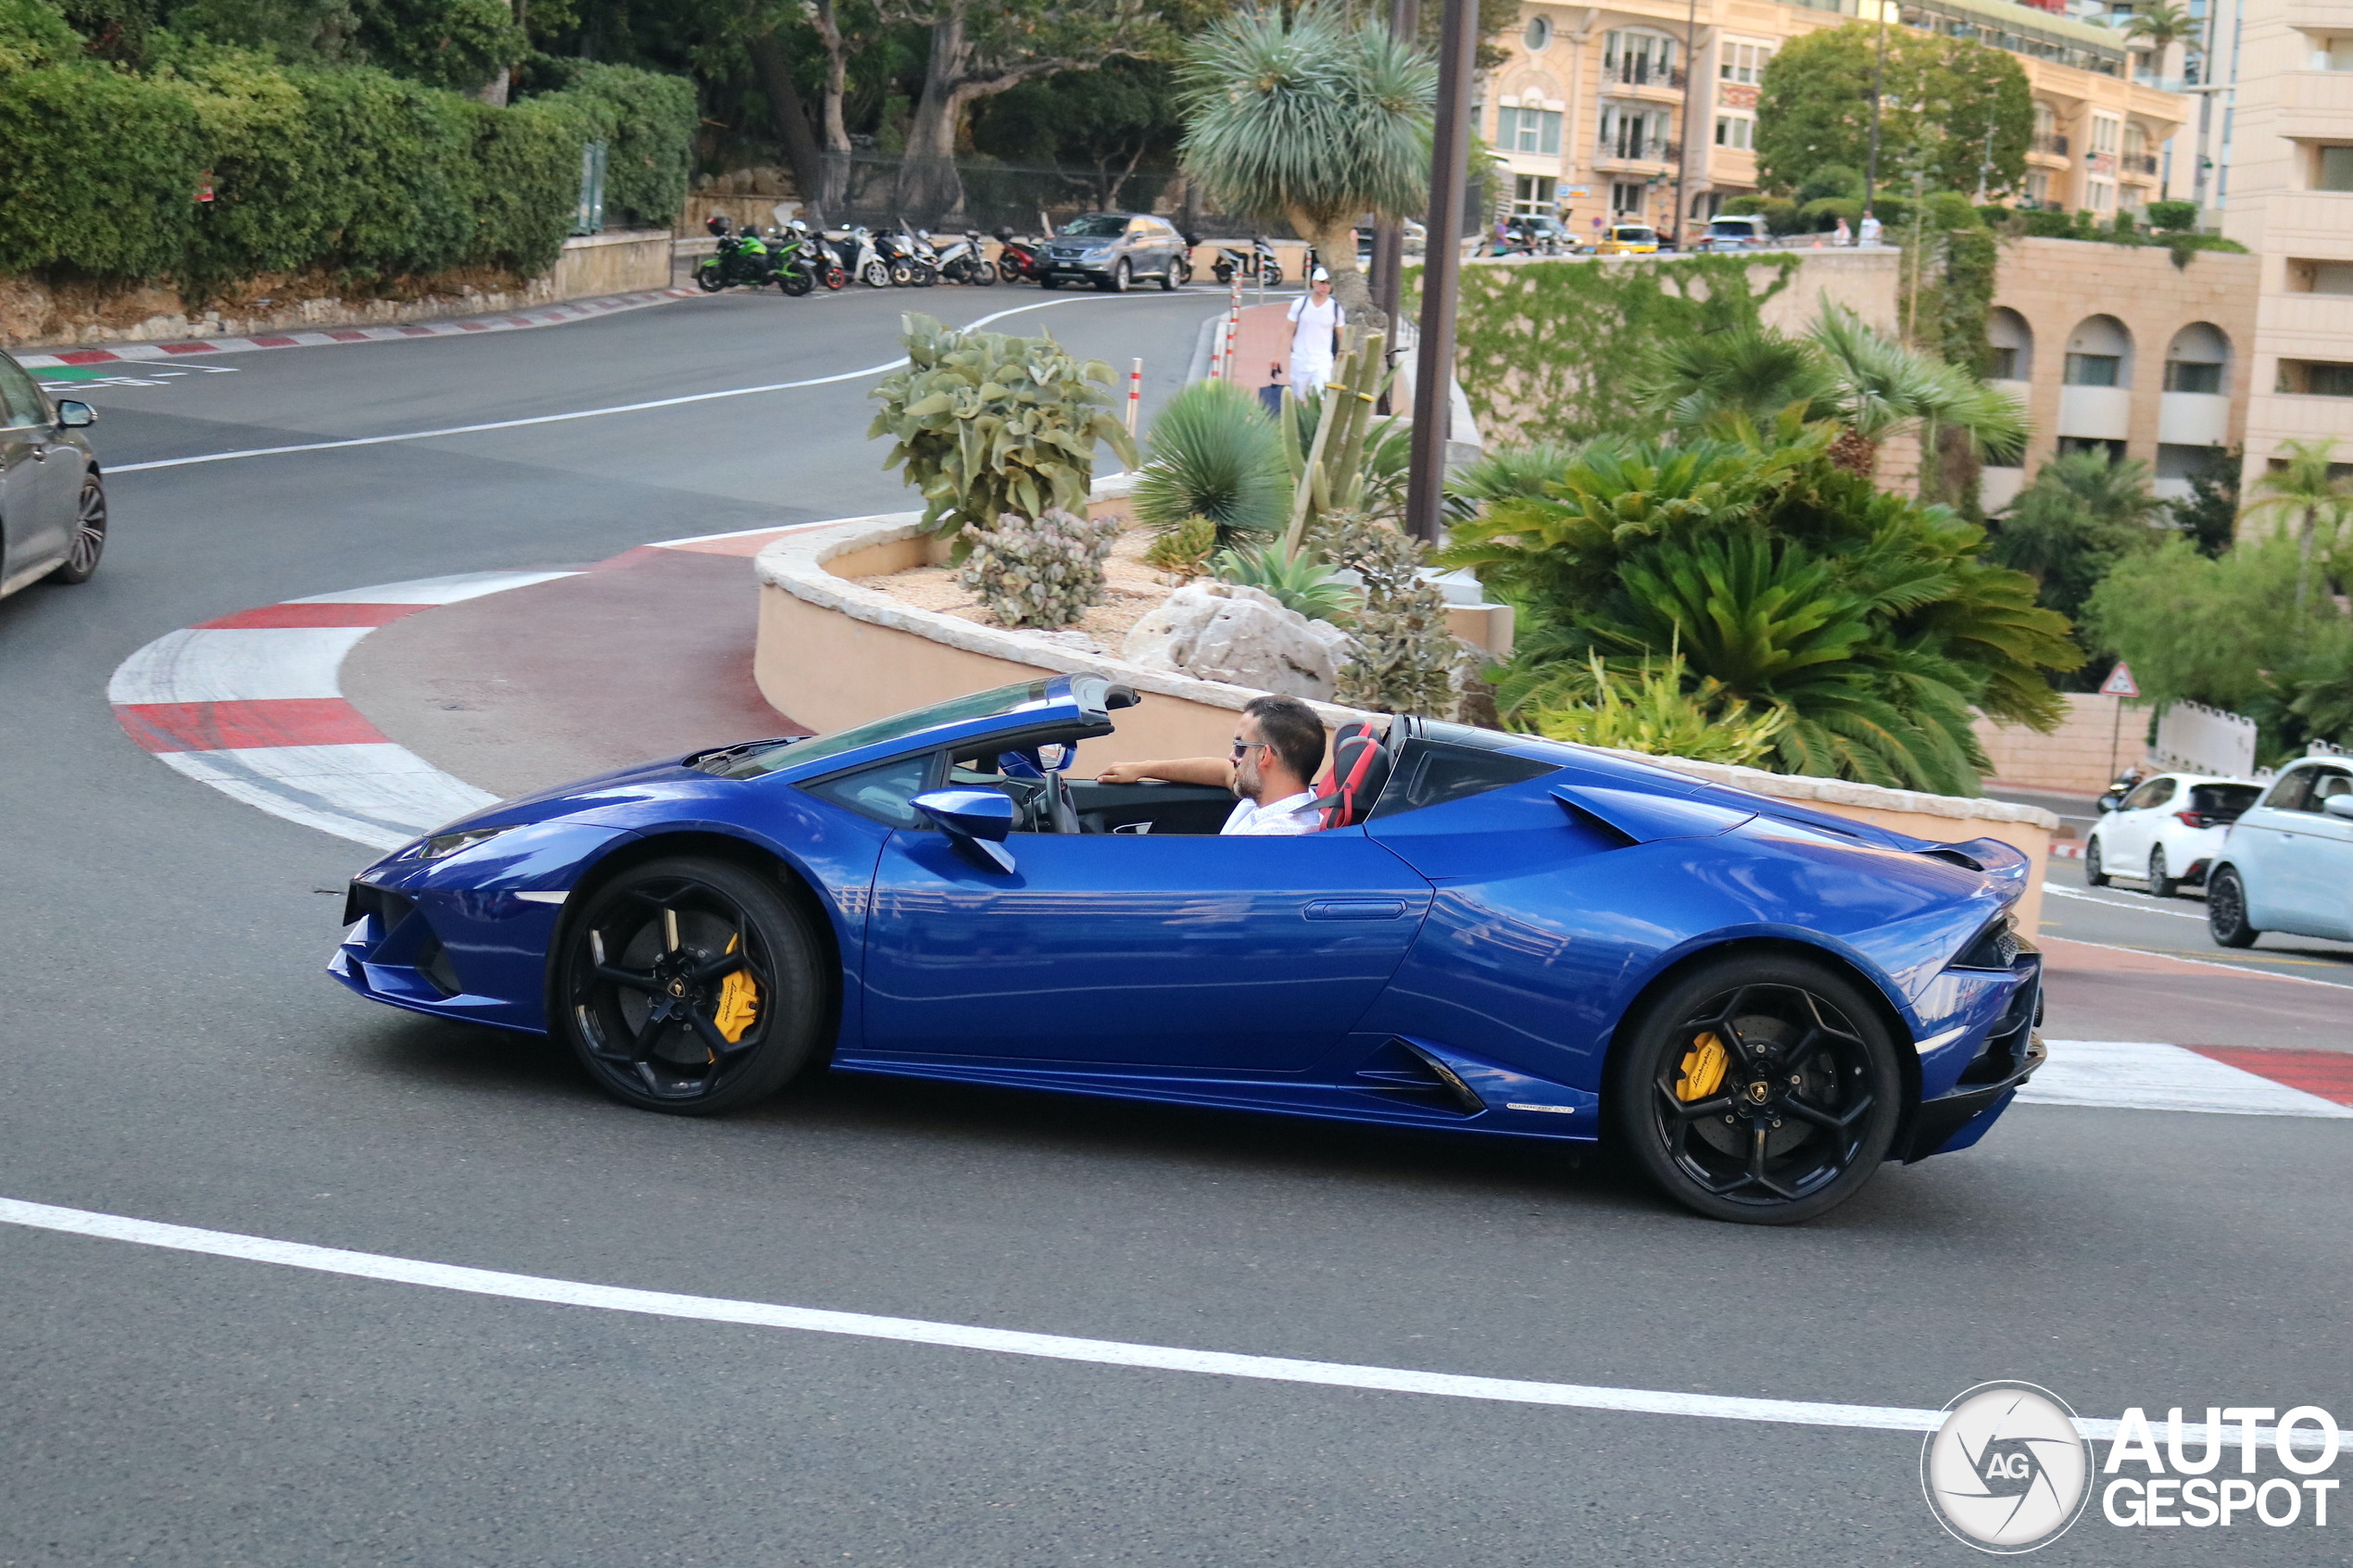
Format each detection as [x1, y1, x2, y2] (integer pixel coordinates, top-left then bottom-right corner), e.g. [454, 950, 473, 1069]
[992, 228, 1047, 284]
[825, 227, 893, 290]
[1209, 235, 1283, 288]
[876, 224, 938, 287]
[781, 220, 849, 291]
[931, 229, 999, 286]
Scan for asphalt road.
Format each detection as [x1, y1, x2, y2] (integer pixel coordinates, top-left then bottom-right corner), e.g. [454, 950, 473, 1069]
[3, 286, 2347, 1567]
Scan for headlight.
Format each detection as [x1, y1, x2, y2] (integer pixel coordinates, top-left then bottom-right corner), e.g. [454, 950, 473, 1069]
[411, 824, 516, 861]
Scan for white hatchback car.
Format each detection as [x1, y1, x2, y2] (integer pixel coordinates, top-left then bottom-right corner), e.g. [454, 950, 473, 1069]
[2085, 771, 2265, 898]
[2206, 758, 2353, 946]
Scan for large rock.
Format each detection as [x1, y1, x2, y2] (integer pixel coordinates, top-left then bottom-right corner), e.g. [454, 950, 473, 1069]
[1123, 582, 1341, 700]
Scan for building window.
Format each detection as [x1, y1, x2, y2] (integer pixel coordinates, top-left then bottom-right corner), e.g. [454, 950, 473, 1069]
[2057, 436, 2129, 461]
[2027, 169, 2050, 204]
[1602, 104, 1672, 161]
[2318, 146, 2353, 192]
[2277, 360, 2353, 396]
[1719, 42, 1771, 82]
[1498, 105, 1564, 156]
[2091, 116, 2120, 155]
[1714, 115, 1755, 150]
[2088, 180, 2116, 211]
[1988, 346, 2020, 380]
[1604, 31, 1677, 86]
[1513, 175, 1558, 218]
[1612, 182, 1647, 215]
[2291, 259, 2353, 294]
[2065, 353, 2121, 386]
[2164, 360, 2222, 393]
[1525, 15, 1553, 51]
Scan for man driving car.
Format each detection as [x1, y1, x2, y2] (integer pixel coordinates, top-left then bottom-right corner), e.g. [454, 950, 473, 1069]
[1094, 695, 1327, 835]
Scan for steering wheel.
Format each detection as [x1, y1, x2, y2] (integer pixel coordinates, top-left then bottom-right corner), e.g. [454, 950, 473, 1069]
[1043, 769, 1082, 834]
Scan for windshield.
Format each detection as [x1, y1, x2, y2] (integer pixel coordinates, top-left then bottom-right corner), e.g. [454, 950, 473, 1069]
[1612, 226, 1655, 241]
[1708, 220, 1757, 236]
[698, 679, 1057, 779]
[1060, 215, 1128, 237]
[2189, 783, 2261, 817]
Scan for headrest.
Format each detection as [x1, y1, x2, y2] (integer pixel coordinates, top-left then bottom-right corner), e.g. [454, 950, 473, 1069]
[1315, 721, 1392, 829]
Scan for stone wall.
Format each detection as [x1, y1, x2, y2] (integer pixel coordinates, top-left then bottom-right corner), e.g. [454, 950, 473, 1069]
[1, 231, 671, 351]
[1974, 692, 2154, 796]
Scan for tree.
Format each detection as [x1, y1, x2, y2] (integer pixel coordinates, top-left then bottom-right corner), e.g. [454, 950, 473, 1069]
[2243, 438, 2351, 616]
[2120, 0, 2192, 66]
[1755, 23, 2031, 200]
[971, 59, 1182, 210]
[1985, 450, 2164, 625]
[1176, 2, 1435, 329]
[2168, 445, 2238, 556]
[2082, 536, 2309, 715]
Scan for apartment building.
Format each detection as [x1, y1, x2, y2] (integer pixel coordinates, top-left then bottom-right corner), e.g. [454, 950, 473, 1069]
[1487, 0, 2192, 240]
[2188, 0, 2353, 498]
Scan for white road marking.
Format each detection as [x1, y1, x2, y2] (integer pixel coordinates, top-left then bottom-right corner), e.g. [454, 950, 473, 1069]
[288, 570, 578, 606]
[157, 746, 496, 847]
[2042, 932, 2347, 988]
[107, 294, 1202, 473]
[2045, 884, 2207, 922]
[0, 1195, 2338, 1452]
[2021, 1039, 2353, 1118]
[107, 626, 378, 704]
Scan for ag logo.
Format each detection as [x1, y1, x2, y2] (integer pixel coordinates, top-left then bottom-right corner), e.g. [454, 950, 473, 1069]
[1921, 1382, 2095, 1552]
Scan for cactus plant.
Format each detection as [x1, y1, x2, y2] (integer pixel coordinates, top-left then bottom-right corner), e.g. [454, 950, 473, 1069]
[958, 508, 1121, 632]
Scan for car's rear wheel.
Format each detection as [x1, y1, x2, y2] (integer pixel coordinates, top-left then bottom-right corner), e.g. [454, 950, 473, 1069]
[558, 857, 825, 1115]
[2147, 846, 2180, 899]
[1610, 955, 1903, 1225]
[2208, 866, 2259, 948]
[2084, 835, 2110, 887]
[48, 473, 105, 585]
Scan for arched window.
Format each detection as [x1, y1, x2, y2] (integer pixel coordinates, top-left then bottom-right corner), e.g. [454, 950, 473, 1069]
[2063, 315, 2133, 387]
[1987, 307, 2032, 383]
[2163, 321, 2230, 394]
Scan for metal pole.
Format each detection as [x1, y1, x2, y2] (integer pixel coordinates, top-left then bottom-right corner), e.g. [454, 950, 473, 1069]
[1673, 0, 1699, 250]
[1372, 0, 1420, 411]
[1405, 0, 1478, 546]
[1863, 0, 1888, 222]
[1126, 358, 1142, 437]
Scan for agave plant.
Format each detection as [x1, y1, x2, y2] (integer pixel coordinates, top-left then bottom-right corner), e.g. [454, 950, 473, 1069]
[1211, 544, 1356, 622]
[1132, 380, 1289, 551]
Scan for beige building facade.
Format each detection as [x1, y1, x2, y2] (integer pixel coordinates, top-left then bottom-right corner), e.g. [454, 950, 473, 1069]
[1487, 0, 2193, 242]
[2195, 0, 2353, 498]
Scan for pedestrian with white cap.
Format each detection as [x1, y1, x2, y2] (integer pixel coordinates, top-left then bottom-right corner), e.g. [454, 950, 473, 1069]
[1279, 267, 1345, 395]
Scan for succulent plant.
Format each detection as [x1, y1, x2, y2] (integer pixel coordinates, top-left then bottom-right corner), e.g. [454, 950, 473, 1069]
[1142, 514, 1219, 581]
[958, 508, 1121, 632]
[1327, 513, 1455, 717]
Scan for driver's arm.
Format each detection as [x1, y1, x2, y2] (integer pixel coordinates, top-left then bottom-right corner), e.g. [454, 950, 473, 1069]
[1095, 757, 1234, 788]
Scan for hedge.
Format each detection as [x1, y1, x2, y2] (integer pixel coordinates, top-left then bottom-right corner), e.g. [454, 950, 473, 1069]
[0, 9, 694, 294]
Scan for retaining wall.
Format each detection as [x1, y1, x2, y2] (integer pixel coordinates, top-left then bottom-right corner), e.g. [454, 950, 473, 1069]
[1974, 693, 2154, 796]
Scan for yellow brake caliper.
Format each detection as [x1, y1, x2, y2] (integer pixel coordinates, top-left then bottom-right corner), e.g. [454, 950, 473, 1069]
[712, 934, 761, 1046]
[1675, 1031, 1729, 1102]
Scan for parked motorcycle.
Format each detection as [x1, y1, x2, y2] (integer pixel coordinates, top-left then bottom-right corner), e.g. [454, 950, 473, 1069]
[780, 220, 849, 291]
[1209, 235, 1283, 288]
[876, 225, 938, 287]
[931, 230, 999, 286]
[695, 219, 783, 292]
[992, 228, 1047, 284]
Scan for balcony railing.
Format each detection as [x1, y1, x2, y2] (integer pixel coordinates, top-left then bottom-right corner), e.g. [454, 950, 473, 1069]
[2124, 153, 2160, 176]
[2032, 132, 2070, 156]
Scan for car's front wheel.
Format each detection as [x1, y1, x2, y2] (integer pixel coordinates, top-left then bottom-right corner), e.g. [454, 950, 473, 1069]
[557, 857, 826, 1114]
[2208, 866, 2260, 948]
[2084, 834, 2109, 887]
[2147, 846, 2180, 899]
[1100, 258, 1131, 294]
[1610, 955, 1904, 1225]
[47, 472, 105, 585]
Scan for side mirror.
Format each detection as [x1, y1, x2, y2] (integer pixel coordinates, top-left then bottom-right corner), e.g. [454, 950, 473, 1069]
[2323, 795, 2353, 822]
[912, 788, 1016, 872]
[55, 399, 95, 429]
[2096, 793, 2122, 813]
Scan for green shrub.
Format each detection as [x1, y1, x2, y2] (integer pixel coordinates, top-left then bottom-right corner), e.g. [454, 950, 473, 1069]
[0, 0, 79, 70]
[870, 312, 1138, 546]
[0, 62, 201, 276]
[1528, 652, 1789, 766]
[2020, 208, 2076, 239]
[2145, 199, 2197, 232]
[552, 60, 696, 231]
[1132, 380, 1288, 551]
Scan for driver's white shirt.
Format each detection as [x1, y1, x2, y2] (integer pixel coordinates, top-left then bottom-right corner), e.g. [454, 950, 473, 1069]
[1222, 789, 1322, 836]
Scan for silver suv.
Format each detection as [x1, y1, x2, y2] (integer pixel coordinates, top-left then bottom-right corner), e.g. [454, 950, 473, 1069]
[0, 349, 105, 600]
[1038, 213, 1190, 293]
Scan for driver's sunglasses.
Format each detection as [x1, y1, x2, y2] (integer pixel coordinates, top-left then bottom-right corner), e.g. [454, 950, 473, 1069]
[1231, 740, 1268, 759]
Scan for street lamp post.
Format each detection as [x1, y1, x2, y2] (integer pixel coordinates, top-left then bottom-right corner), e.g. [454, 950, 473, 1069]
[1404, 0, 1479, 545]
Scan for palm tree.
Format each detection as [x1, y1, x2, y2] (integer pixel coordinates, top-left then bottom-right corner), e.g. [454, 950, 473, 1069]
[1176, 4, 1436, 329]
[2244, 438, 2352, 615]
[2122, 0, 2194, 78]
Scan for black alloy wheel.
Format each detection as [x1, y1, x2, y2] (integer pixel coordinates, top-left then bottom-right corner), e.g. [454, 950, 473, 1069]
[695, 262, 726, 294]
[2208, 866, 2259, 948]
[2147, 846, 2180, 899]
[1611, 956, 1903, 1224]
[49, 474, 106, 585]
[558, 857, 825, 1114]
[778, 266, 813, 297]
[2084, 835, 2110, 887]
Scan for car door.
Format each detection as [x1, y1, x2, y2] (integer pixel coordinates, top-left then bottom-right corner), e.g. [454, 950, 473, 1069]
[858, 824, 1434, 1073]
[2102, 775, 2174, 870]
[0, 355, 76, 585]
[2267, 763, 2353, 937]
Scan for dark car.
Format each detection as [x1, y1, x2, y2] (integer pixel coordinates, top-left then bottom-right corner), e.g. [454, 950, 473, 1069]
[1038, 213, 1190, 293]
[0, 349, 105, 601]
[329, 674, 2045, 1225]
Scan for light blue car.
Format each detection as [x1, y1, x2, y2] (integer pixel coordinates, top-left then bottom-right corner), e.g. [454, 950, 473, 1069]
[2207, 757, 2353, 946]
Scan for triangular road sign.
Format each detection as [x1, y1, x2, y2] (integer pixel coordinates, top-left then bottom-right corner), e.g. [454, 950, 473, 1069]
[2099, 662, 2140, 697]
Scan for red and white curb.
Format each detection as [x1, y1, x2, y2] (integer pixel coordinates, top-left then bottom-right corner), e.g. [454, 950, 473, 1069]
[18, 288, 697, 372]
[108, 571, 577, 850]
[2023, 1040, 2353, 1118]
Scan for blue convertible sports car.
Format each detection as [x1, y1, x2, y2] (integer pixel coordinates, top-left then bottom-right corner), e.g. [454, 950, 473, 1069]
[332, 674, 2045, 1223]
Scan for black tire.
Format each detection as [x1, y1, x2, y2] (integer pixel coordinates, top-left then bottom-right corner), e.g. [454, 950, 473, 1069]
[1102, 258, 1130, 294]
[2147, 846, 2179, 899]
[1264, 262, 1283, 287]
[2208, 866, 2259, 948]
[971, 258, 998, 285]
[47, 471, 105, 585]
[1038, 274, 1061, 290]
[778, 267, 813, 297]
[1159, 257, 1181, 291]
[824, 267, 849, 291]
[909, 261, 937, 287]
[2084, 835, 2110, 887]
[1212, 260, 1235, 284]
[557, 857, 826, 1115]
[694, 263, 726, 294]
[997, 257, 1023, 283]
[1609, 954, 1904, 1225]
